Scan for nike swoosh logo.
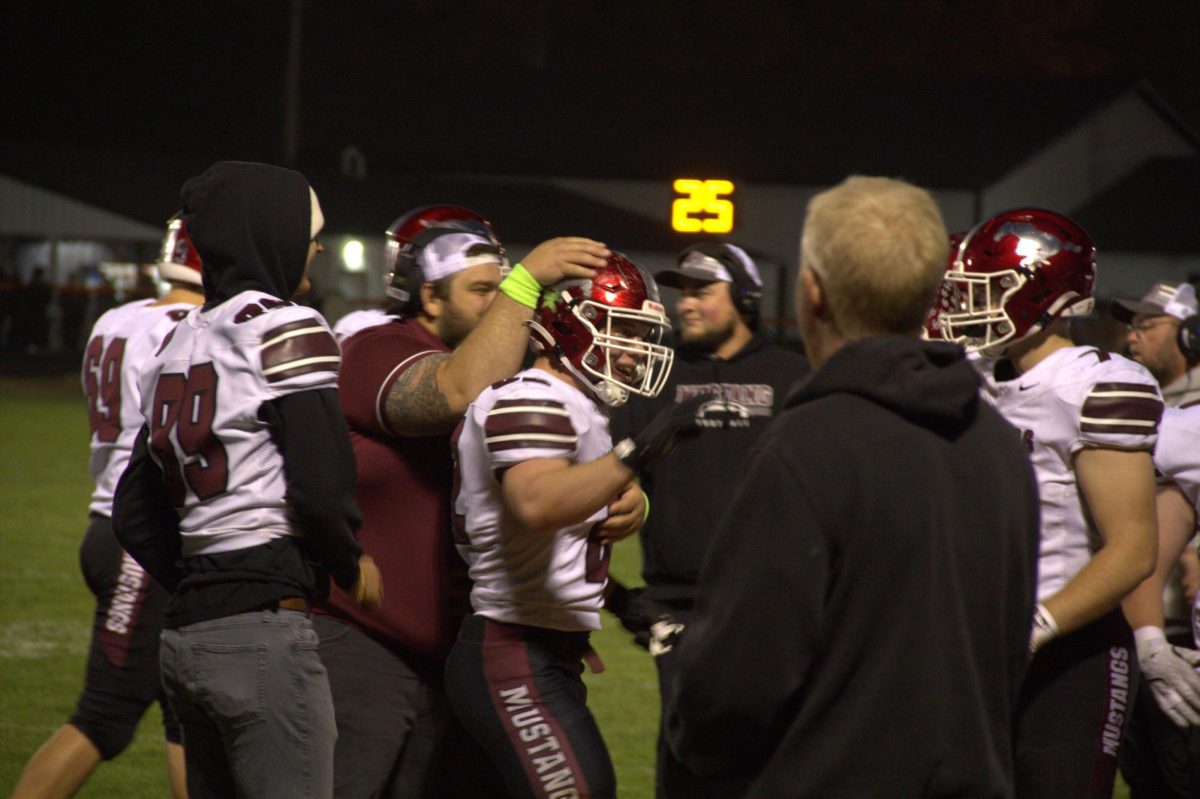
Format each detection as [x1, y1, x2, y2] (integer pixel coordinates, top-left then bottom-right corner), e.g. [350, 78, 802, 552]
[1018, 384, 1037, 391]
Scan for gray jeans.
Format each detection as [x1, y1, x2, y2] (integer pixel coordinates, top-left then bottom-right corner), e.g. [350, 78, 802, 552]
[160, 609, 336, 799]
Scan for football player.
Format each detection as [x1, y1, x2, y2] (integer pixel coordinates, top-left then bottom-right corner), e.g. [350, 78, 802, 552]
[11, 218, 204, 799]
[1117, 400, 1200, 798]
[315, 205, 610, 798]
[934, 208, 1162, 798]
[445, 252, 698, 799]
[1112, 285, 1200, 797]
[113, 162, 381, 799]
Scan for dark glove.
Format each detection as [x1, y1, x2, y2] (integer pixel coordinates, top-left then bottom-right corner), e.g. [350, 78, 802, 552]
[612, 394, 705, 473]
[605, 581, 685, 655]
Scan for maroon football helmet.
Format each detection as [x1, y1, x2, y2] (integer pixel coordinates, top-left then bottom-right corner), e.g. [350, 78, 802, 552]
[934, 208, 1096, 354]
[383, 205, 505, 312]
[528, 252, 674, 407]
[156, 216, 203, 286]
[922, 232, 965, 341]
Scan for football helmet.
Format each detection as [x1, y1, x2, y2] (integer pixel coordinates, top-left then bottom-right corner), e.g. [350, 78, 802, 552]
[384, 205, 506, 314]
[156, 215, 203, 286]
[935, 208, 1096, 355]
[921, 232, 964, 341]
[528, 252, 674, 407]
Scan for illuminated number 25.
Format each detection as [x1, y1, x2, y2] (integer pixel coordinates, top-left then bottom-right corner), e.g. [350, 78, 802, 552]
[672, 179, 734, 234]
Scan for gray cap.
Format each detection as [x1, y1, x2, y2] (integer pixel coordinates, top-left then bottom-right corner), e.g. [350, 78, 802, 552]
[1111, 282, 1198, 324]
[655, 243, 762, 290]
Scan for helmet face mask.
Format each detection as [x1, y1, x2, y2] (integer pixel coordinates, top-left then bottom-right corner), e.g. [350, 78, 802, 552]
[156, 216, 204, 287]
[530, 253, 674, 407]
[935, 209, 1096, 355]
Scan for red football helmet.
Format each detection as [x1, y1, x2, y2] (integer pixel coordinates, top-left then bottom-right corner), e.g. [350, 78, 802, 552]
[922, 232, 964, 341]
[528, 252, 674, 407]
[934, 208, 1096, 354]
[383, 205, 505, 313]
[156, 215, 203, 286]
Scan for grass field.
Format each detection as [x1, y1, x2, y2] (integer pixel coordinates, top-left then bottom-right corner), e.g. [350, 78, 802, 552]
[0, 375, 660, 797]
[0, 375, 1133, 798]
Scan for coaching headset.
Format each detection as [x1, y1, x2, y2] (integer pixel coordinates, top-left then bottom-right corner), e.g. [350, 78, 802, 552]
[1179, 312, 1200, 365]
[676, 242, 763, 327]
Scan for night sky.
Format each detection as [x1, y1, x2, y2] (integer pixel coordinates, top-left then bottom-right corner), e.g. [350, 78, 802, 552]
[4, 1, 1199, 184]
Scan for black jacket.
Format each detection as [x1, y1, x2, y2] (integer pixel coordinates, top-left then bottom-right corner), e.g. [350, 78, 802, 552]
[666, 336, 1039, 798]
[113, 161, 362, 626]
[610, 329, 809, 603]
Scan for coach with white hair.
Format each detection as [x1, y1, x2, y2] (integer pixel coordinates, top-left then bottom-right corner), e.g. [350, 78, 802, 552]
[666, 175, 1040, 797]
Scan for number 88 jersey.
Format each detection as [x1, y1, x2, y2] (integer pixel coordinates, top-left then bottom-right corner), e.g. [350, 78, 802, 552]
[136, 291, 341, 557]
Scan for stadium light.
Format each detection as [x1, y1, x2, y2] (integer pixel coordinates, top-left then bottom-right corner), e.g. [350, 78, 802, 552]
[341, 239, 365, 272]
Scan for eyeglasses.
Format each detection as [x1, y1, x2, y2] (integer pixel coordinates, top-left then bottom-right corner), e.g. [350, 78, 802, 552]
[1127, 317, 1178, 334]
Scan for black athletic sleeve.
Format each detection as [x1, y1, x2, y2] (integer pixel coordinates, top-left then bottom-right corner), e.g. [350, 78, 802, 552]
[259, 388, 363, 590]
[664, 446, 826, 781]
[112, 425, 183, 592]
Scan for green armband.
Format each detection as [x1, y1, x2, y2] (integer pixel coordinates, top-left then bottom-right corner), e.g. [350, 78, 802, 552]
[498, 262, 542, 309]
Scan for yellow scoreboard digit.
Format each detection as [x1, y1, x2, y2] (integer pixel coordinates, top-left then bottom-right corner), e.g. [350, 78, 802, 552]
[672, 179, 734, 234]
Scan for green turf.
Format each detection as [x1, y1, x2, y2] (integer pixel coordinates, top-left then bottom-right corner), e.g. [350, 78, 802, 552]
[0, 375, 1132, 798]
[0, 376, 661, 797]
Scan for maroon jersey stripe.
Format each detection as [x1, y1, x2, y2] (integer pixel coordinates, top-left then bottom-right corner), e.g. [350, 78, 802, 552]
[265, 360, 340, 383]
[492, 398, 565, 410]
[1090, 382, 1160, 396]
[261, 321, 340, 384]
[485, 410, 576, 439]
[487, 438, 576, 453]
[261, 321, 340, 372]
[1079, 422, 1160, 437]
[1081, 395, 1164, 423]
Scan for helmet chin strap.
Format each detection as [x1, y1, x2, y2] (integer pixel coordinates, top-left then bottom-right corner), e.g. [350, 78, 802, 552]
[525, 318, 630, 407]
[561, 356, 629, 407]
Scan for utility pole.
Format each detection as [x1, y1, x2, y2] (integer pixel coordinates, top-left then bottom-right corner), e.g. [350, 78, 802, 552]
[284, 0, 303, 165]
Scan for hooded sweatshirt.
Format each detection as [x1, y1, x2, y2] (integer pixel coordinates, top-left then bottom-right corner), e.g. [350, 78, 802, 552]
[114, 162, 361, 627]
[666, 336, 1039, 798]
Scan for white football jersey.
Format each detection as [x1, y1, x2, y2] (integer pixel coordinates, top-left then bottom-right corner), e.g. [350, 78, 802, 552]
[976, 347, 1162, 602]
[332, 308, 394, 343]
[83, 299, 193, 517]
[454, 369, 614, 631]
[137, 291, 341, 557]
[1156, 405, 1200, 511]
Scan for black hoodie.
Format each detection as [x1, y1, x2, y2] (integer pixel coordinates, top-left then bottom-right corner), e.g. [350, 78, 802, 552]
[114, 162, 362, 627]
[666, 336, 1039, 798]
[610, 328, 809, 603]
[183, 161, 312, 305]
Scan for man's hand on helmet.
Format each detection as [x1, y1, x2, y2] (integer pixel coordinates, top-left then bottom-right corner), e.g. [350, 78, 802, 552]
[520, 237, 610, 286]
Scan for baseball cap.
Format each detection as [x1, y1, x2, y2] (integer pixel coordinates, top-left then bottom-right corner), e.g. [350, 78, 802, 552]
[417, 232, 508, 281]
[1111, 282, 1198, 324]
[656, 243, 763, 290]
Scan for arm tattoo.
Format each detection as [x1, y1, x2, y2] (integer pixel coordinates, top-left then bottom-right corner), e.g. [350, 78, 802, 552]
[383, 352, 458, 436]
